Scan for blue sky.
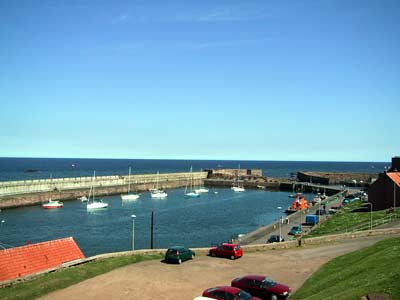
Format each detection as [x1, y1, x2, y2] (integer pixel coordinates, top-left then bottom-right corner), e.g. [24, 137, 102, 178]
[0, 0, 399, 162]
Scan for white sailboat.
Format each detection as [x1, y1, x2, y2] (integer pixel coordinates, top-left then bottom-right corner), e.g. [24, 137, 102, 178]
[185, 166, 200, 198]
[121, 167, 140, 200]
[150, 171, 167, 198]
[87, 171, 108, 210]
[231, 164, 245, 192]
[195, 169, 209, 193]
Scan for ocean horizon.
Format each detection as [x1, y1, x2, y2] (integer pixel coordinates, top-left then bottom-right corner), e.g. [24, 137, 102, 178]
[0, 157, 388, 182]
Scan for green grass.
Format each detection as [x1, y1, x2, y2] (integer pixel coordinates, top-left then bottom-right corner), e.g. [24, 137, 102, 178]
[306, 200, 398, 238]
[0, 253, 163, 300]
[292, 237, 400, 300]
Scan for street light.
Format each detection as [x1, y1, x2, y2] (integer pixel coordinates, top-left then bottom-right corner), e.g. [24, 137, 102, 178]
[367, 203, 373, 230]
[277, 207, 282, 241]
[131, 214, 136, 251]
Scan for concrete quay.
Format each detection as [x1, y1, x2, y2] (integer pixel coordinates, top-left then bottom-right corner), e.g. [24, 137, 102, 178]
[0, 171, 208, 209]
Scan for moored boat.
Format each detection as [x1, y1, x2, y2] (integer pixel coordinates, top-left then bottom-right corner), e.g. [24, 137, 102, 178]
[285, 195, 308, 214]
[86, 171, 108, 210]
[42, 199, 63, 209]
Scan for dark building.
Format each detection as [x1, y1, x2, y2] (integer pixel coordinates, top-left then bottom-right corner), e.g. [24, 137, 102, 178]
[368, 157, 400, 211]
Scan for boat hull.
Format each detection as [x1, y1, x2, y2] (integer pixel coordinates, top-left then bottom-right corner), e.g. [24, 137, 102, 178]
[42, 204, 63, 209]
[185, 192, 200, 198]
[87, 202, 108, 209]
[231, 187, 245, 192]
[121, 194, 140, 200]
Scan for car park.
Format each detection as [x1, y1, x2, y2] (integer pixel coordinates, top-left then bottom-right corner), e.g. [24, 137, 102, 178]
[209, 243, 243, 260]
[266, 235, 285, 243]
[288, 225, 302, 235]
[231, 275, 291, 300]
[203, 286, 261, 300]
[164, 246, 195, 264]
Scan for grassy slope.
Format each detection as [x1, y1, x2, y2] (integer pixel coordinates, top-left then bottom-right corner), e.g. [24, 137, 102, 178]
[0, 253, 163, 300]
[306, 200, 398, 238]
[292, 237, 400, 300]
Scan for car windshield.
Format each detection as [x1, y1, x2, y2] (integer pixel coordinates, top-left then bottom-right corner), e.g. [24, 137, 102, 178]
[262, 278, 276, 288]
[236, 290, 252, 300]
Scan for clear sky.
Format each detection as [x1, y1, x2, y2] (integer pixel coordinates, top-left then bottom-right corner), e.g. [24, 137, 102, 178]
[0, 0, 399, 162]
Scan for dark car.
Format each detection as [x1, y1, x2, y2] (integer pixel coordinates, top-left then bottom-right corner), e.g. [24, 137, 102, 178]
[266, 235, 285, 243]
[315, 209, 327, 216]
[165, 246, 195, 264]
[203, 286, 261, 300]
[288, 225, 302, 236]
[209, 243, 243, 260]
[231, 275, 291, 300]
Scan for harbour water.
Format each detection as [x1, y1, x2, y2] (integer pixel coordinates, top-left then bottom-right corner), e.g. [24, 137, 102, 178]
[0, 158, 387, 256]
[1, 188, 295, 256]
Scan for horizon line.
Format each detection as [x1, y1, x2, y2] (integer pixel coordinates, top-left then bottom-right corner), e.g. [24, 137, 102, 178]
[0, 156, 390, 164]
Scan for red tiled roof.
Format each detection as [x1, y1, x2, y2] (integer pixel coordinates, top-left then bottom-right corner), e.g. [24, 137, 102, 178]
[0, 237, 85, 282]
[387, 172, 400, 187]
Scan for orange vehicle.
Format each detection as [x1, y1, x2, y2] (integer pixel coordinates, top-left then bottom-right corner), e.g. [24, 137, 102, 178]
[285, 195, 308, 214]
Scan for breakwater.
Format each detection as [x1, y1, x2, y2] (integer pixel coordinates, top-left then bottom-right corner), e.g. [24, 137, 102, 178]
[0, 171, 208, 209]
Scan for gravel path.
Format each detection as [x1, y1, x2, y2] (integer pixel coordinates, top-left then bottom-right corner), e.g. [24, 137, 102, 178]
[39, 234, 399, 300]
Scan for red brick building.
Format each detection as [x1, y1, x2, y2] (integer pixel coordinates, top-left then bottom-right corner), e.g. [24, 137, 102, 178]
[0, 237, 85, 282]
[368, 157, 400, 211]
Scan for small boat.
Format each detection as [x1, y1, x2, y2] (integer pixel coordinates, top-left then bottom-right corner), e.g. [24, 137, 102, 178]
[87, 171, 108, 210]
[121, 167, 140, 200]
[150, 171, 167, 198]
[285, 195, 308, 214]
[150, 188, 168, 198]
[42, 199, 63, 209]
[231, 186, 245, 192]
[231, 164, 245, 192]
[185, 166, 200, 198]
[195, 187, 209, 193]
[78, 195, 88, 202]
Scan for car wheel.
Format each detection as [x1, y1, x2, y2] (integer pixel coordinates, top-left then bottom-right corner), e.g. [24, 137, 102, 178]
[211, 252, 216, 257]
[178, 258, 182, 264]
[271, 294, 278, 300]
[230, 255, 235, 260]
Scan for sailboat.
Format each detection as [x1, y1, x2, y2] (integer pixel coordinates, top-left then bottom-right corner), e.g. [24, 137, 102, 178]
[195, 168, 209, 193]
[121, 167, 140, 200]
[42, 198, 63, 209]
[87, 171, 108, 210]
[231, 164, 245, 192]
[150, 171, 168, 198]
[185, 166, 200, 198]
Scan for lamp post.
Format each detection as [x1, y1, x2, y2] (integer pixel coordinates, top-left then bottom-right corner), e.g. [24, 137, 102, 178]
[131, 214, 136, 251]
[277, 206, 282, 241]
[368, 203, 372, 230]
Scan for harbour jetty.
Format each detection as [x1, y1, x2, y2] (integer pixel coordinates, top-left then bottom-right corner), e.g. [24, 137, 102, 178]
[0, 171, 207, 209]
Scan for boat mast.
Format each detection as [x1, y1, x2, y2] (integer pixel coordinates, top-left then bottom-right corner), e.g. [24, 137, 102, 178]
[127, 167, 131, 193]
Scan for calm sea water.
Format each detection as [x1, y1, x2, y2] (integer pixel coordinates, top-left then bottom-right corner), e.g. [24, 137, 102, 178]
[0, 158, 387, 256]
[0, 157, 387, 181]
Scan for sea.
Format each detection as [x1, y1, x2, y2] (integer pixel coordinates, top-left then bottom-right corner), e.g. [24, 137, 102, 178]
[0, 158, 387, 256]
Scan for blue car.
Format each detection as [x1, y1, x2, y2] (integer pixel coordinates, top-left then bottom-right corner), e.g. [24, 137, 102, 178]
[288, 225, 302, 235]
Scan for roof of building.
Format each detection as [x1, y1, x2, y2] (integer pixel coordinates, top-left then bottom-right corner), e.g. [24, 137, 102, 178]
[387, 172, 400, 187]
[0, 237, 85, 282]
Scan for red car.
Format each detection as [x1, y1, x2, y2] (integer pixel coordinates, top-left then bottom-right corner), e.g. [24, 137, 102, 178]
[209, 243, 243, 260]
[203, 286, 261, 300]
[231, 275, 291, 300]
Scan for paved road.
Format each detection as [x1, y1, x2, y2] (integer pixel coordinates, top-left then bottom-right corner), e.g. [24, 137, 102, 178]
[250, 193, 346, 244]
